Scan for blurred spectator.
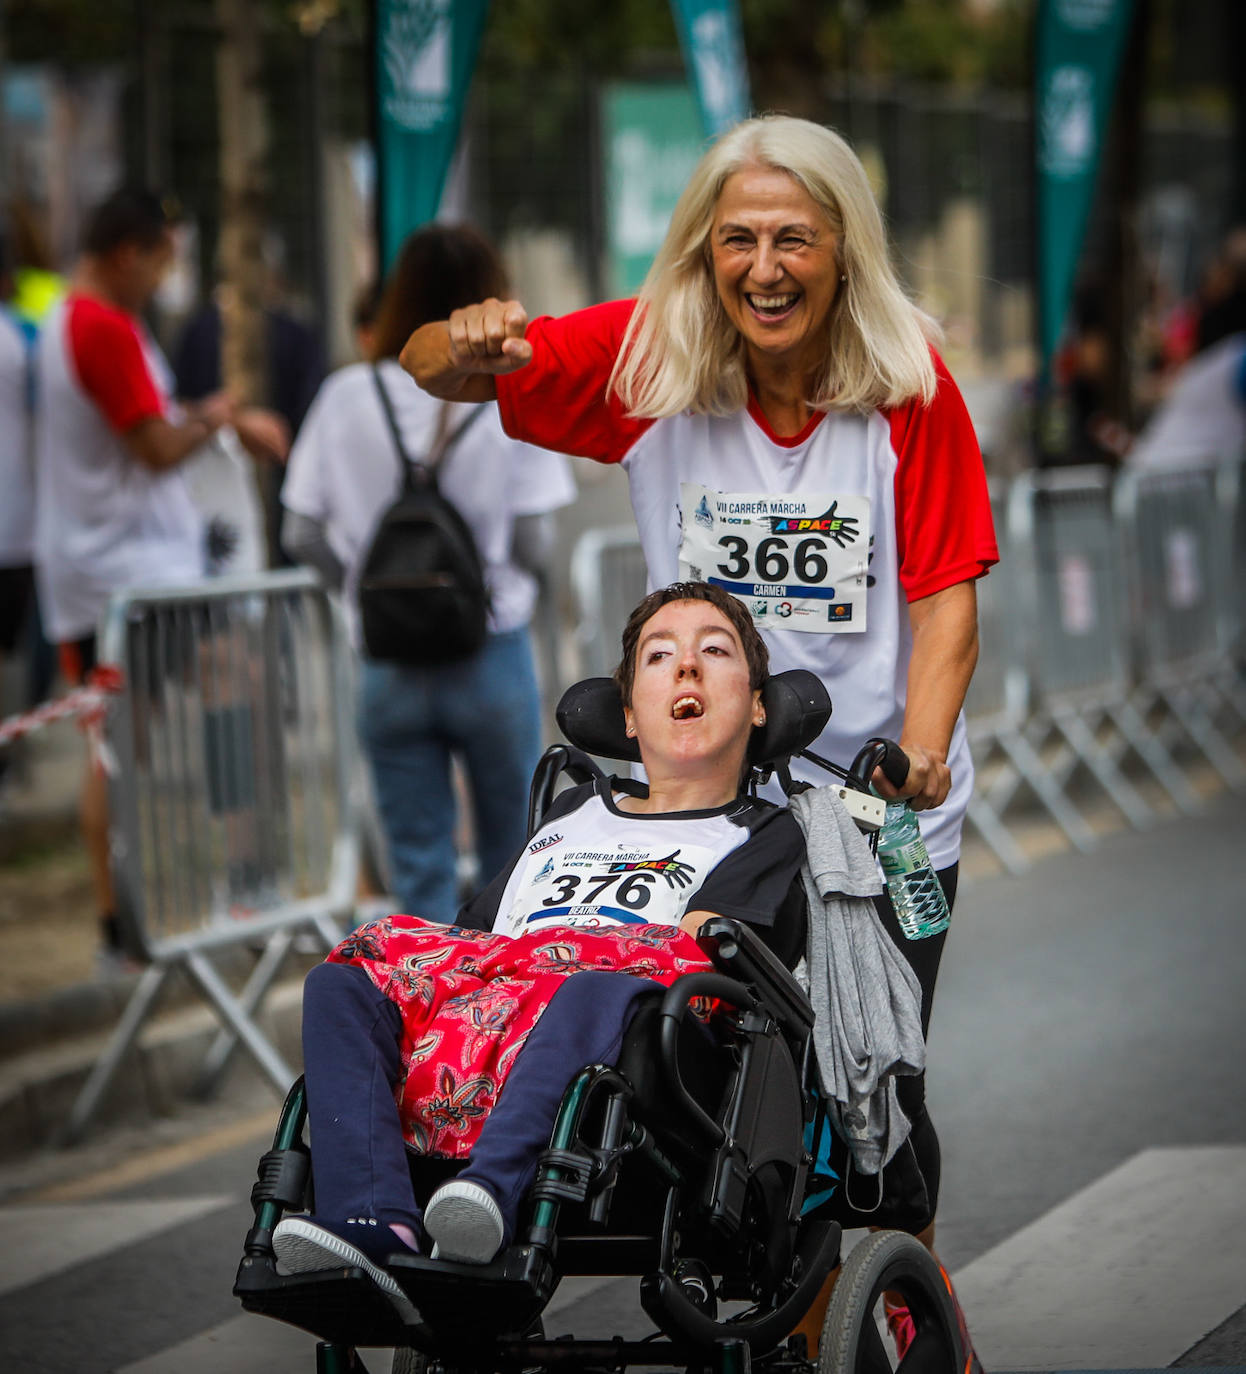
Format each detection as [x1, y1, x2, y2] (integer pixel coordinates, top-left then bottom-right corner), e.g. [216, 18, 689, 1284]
[7, 200, 64, 330]
[1128, 284, 1246, 472]
[0, 223, 41, 789]
[280, 224, 576, 923]
[1052, 280, 1130, 466]
[173, 235, 325, 566]
[352, 278, 382, 360]
[31, 186, 285, 974]
[1194, 226, 1246, 354]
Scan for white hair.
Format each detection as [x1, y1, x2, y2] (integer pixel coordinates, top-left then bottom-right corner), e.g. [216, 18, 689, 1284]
[609, 115, 940, 418]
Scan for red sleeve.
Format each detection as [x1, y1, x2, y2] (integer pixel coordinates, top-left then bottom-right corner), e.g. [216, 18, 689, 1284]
[495, 298, 654, 464]
[888, 350, 998, 602]
[66, 296, 165, 433]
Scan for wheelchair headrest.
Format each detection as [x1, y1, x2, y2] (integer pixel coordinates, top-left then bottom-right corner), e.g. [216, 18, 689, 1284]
[555, 669, 831, 768]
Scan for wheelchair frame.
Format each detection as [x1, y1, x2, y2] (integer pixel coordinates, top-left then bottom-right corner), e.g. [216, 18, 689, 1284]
[233, 671, 967, 1374]
[235, 911, 843, 1374]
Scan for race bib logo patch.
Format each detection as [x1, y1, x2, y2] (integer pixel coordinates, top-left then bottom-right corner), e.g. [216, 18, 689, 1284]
[767, 500, 861, 548]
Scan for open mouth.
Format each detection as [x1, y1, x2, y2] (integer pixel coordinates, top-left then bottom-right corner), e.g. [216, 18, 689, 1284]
[745, 292, 800, 321]
[672, 696, 704, 721]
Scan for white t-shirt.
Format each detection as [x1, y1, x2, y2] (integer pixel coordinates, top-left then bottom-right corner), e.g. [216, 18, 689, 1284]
[0, 308, 34, 568]
[497, 301, 998, 869]
[33, 295, 205, 642]
[281, 359, 576, 647]
[182, 427, 268, 576]
[1129, 333, 1246, 471]
[460, 776, 804, 948]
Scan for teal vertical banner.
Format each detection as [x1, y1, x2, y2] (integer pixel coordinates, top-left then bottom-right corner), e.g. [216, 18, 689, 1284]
[1034, 0, 1135, 375]
[602, 83, 705, 296]
[668, 0, 751, 138]
[375, 0, 491, 272]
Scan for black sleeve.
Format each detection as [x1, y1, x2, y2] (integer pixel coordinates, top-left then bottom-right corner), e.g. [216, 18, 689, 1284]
[454, 781, 596, 932]
[686, 805, 804, 930]
[172, 307, 223, 402]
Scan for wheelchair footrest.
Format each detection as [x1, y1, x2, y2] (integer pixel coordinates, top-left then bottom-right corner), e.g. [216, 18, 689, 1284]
[385, 1244, 555, 1342]
[235, 1242, 557, 1352]
[234, 1256, 415, 1349]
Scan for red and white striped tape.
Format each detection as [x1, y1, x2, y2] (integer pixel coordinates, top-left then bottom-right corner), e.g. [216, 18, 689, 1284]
[0, 665, 124, 774]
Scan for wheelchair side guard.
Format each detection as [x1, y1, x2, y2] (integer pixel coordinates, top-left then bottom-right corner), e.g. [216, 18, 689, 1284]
[239, 1076, 311, 1259]
[695, 917, 815, 1043]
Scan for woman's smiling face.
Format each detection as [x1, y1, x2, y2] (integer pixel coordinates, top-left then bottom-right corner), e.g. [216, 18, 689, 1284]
[709, 164, 841, 380]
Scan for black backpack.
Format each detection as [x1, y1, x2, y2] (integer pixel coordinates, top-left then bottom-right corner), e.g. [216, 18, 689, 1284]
[357, 367, 490, 666]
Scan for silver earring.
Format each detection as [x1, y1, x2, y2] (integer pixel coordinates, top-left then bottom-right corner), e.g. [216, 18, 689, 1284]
[840, 274, 847, 282]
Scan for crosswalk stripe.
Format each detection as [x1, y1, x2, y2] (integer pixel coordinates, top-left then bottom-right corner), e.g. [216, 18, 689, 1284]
[951, 1146, 1246, 1370]
[117, 1312, 337, 1374]
[21, 1146, 1246, 1372]
[0, 1196, 232, 1297]
[113, 1265, 627, 1372]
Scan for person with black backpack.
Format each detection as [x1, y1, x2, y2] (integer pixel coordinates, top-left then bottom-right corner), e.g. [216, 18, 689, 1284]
[281, 225, 575, 924]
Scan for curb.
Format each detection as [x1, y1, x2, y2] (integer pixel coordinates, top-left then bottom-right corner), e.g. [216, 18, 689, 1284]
[0, 977, 305, 1164]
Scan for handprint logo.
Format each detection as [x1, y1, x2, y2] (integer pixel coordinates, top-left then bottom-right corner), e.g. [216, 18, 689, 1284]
[609, 850, 696, 890]
[768, 500, 860, 548]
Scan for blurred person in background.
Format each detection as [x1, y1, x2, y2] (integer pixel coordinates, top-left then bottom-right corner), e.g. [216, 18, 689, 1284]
[281, 223, 575, 926]
[0, 221, 42, 794]
[173, 232, 325, 566]
[351, 278, 382, 360]
[1129, 236, 1246, 472]
[32, 187, 288, 975]
[404, 114, 994, 1366]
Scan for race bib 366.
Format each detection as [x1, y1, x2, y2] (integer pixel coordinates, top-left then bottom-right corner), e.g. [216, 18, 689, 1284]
[677, 483, 871, 633]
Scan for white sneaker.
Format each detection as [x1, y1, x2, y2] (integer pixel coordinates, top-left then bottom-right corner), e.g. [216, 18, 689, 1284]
[424, 1180, 505, 1264]
[272, 1215, 421, 1325]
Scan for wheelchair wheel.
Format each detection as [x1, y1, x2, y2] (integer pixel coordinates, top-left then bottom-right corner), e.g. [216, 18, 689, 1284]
[817, 1231, 963, 1374]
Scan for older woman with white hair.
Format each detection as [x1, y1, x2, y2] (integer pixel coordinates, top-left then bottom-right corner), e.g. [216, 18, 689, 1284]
[403, 115, 994, 1363]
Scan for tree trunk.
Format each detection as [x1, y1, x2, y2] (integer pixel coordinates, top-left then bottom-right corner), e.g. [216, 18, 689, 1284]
[1101, 0, 1149, 433]
[215, 0, 269, 410]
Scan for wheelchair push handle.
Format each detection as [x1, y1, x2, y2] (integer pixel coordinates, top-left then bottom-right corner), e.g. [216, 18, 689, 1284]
[849, 736, 910, 791]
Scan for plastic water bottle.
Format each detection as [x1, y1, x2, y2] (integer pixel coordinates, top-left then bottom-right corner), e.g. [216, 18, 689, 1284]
[877, 801, 950, 940]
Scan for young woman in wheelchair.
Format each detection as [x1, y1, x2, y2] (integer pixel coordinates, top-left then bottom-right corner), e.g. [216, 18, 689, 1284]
[272, 581, 808, 1314]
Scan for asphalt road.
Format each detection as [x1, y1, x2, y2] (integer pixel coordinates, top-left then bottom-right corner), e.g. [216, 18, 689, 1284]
[1, 806, 1244, 1372]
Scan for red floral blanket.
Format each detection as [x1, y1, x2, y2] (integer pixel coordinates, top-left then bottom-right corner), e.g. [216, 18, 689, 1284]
[328, 916, 712, 1157]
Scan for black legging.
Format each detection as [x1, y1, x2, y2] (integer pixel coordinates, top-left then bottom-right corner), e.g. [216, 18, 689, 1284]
[865, 862, 958, 1233]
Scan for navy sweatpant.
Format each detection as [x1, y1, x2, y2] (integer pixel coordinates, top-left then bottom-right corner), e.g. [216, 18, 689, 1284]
[301, 961, 658, 1240]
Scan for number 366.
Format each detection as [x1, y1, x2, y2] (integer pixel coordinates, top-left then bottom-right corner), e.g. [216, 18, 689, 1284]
[716, 535, 829, 583]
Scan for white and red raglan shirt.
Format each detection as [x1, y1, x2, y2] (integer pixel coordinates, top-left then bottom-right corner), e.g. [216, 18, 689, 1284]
[34, 294, 205, 642]
[497, 300, 998, 868]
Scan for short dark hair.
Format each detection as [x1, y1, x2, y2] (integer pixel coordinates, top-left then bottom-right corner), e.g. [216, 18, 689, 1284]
[614, 581, 769, 707]
[82, 188, 177, 257]
[368, 222, 508, 361]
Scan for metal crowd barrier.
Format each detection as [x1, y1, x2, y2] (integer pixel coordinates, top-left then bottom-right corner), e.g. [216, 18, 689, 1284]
[64, 569, 363, 1142]
[569, 525, 651, 679]
[567, 454, 1245, 876]
[1009, 467, 1200, 831]
[961, 480, 1036, 873]
[1114, 462, 1246, 789]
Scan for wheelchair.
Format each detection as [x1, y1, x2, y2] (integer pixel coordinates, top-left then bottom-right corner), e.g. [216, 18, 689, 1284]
[234, 670, 970, 1374]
